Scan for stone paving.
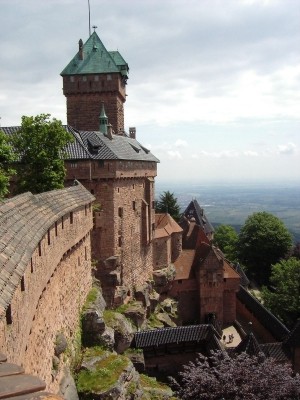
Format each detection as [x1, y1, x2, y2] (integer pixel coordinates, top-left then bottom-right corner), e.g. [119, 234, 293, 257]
[222, 325, 241, 348]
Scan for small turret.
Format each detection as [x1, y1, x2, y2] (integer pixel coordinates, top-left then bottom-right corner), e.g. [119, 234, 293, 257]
[99, 103, 108, 135]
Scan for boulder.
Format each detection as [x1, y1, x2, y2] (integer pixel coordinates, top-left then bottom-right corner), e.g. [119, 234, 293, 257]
[59, 367, 79, 400]
[98, 326, 115, 350]
[105, 312, 136, 354]
[78, 352, 142, 400]
[156, 312, 176, 328]
[54, 333, 67, 357]
[149, 290, 160, 312]
[81, 288, 107, 346]
[152, 265, 176, 294]
[135, 284, 151, 309]
[123, 302, 147, 328]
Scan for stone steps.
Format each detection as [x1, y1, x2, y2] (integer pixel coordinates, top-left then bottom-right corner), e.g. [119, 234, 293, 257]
[0, 353, 63, 400]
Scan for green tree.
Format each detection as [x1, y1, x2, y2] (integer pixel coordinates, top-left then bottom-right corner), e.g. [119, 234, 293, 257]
[11, 114, 73, 194]
[261, 258, 300, 328]
[237, 212, 293, 284]
[155, 191, 181, 221]
[0, 130, 16, 198]
[214, 224, 238, 261]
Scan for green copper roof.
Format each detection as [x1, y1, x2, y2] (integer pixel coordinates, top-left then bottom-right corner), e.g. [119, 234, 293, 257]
[61, 32, 129, 76]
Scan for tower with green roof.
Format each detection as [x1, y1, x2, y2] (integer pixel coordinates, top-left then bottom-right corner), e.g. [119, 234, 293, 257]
[61, 31, 129, 133]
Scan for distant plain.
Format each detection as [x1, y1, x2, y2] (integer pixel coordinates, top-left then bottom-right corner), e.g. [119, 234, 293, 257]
[156, 181, 300, 242]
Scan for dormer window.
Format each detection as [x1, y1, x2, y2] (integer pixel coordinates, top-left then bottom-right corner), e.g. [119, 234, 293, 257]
[130, 144, 140, 153]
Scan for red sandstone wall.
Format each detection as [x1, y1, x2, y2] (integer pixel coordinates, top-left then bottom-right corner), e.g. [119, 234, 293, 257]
[198, 251, 224, 324]
[168, 279, 199, 324]
[62, 74, 126, 132]
[0, 205, 93, 392]
[171, 232, 182, 262]
[236, 298, 276, 343]
[153, 237, 171, 269]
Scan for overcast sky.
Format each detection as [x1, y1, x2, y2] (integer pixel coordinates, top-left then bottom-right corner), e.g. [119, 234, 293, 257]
[1, 0, 299, 184]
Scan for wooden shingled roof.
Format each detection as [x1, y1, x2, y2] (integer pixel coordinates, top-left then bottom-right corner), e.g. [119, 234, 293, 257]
[0, 183, 95, 319]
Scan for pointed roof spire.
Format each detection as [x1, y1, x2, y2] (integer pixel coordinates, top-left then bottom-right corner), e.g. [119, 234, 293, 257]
[99, 102, 108, 135]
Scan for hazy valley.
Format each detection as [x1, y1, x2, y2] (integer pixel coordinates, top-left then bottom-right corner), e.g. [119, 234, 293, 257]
[156, 181, 300, 242]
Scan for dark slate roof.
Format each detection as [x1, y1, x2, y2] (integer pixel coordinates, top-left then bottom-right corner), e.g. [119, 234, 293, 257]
[237, 286, 290, 341]
[0, 183, 95, 318]
[181, 200, 214, 236]
[133, 324, 221, 348]
[1, 126, 159, 163]
[260, 343, 291, 362]
[61, 32, 128, 77]
[284, 320, 300, 347]
[233, 263, 250, 287]
[235, 332, 261, 356]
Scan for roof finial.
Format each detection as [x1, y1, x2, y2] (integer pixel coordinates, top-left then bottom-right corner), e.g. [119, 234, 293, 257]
[92, 25, 97, 32]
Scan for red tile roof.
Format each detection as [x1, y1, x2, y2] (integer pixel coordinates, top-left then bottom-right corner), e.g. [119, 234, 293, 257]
[174, 250, 196, 280]
[154, 213, 182, 239]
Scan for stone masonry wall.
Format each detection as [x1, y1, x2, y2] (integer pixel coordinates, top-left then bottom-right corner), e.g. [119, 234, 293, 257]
[236, 298, 276, 343]
[0, 205, 93, 392]
[65, 160, 157, 305]
[153, 237, 171, 270]
[63, 74, 126, 132]
[197, 251, 224, 325]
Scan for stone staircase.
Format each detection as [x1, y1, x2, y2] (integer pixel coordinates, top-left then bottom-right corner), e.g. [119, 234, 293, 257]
[0, 353, 63, 400]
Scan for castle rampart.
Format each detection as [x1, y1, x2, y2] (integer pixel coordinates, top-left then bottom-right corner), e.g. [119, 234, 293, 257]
[0, 184, 94, 392]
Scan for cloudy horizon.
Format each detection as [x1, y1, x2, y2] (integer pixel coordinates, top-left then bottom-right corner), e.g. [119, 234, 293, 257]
[1, 0, 299, 184]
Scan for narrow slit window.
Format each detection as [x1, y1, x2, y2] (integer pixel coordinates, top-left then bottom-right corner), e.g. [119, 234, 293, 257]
[21, 276, 25, 292]
[70, 212, 74, 224]
[47, 229, 51, 245]
[6, 305, 12, 325]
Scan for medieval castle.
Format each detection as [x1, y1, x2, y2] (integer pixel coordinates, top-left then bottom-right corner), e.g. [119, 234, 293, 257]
[0, 30, 299, 398]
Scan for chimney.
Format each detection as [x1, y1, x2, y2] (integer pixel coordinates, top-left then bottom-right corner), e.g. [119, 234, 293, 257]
[107, 123, 113, 140]
[129, 127, 136, 139]
[78, 39, 83, 60]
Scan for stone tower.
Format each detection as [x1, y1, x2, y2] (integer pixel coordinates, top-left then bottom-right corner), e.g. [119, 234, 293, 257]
[61, 32, 129, 133]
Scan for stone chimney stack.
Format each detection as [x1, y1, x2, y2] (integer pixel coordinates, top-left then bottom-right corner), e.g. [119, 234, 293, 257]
[107, 123, 113, 140]
[129, 127, 136, 139]
[78, 39, 84, 60]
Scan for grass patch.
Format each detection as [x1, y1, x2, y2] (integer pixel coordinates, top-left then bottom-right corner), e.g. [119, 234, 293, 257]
[83, 346, 107, 359]
[82, 287, 99, 311]
[76, 354, 129, 394]
[147, 313, 164, 329]
[140, 374, 171, 391]
[102, 309, 117, 325]
[115, 300, 141, 314]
